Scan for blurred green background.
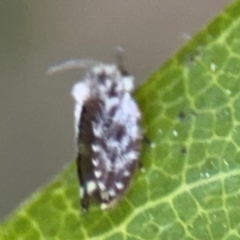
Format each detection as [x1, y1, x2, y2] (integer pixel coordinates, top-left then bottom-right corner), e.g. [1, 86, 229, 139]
[0, 0, 231, 220]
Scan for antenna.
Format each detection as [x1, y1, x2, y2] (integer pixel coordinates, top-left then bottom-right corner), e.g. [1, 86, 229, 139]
[47, 58, 102, 75]
[115, 46, 129, 76]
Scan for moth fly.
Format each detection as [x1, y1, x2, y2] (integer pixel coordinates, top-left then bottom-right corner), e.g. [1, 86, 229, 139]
[48, 51, 142, 211]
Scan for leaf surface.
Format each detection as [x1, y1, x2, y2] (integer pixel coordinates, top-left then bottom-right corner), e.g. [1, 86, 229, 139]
[1, 1, 240, 239]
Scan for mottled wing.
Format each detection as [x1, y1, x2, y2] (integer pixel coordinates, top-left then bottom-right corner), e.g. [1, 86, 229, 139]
[76, 98, 102, 210]
[91, 93, 142, 209]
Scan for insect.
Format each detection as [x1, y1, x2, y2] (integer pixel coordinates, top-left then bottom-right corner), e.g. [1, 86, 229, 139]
[48, 53, 142, 211]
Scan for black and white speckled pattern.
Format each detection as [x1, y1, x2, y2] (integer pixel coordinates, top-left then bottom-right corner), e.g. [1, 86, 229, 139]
[72, 63, 142, 211]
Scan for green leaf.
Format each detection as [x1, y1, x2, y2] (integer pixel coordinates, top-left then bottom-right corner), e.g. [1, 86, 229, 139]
[2, 1, 240, 239]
